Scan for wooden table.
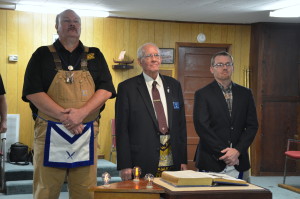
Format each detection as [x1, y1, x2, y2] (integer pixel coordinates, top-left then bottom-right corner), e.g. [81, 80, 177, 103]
[154, 178, 272, 199]
[89, 179, 165, 199]
[90, 178, 272, 199]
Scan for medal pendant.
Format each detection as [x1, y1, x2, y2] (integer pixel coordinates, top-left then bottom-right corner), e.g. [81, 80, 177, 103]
[66, 71, 74, 84]
[81, 59, 87, 67]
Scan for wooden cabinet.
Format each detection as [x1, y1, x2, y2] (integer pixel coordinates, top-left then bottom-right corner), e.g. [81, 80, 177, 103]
[249, 23, 300, 176]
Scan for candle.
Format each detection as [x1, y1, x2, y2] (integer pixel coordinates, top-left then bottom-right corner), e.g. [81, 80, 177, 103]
[101, 172, 111, 187]
[104, 174, 109, 184]
[133, 166, 141, 182]
[144, 173, 154, 188]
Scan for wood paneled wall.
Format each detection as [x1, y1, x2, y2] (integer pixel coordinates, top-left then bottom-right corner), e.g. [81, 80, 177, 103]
[0, 10, 251, 162]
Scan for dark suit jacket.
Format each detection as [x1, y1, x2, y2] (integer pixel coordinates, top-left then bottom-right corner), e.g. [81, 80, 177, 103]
[115, 73, 187, 176]
[193, 80, 258, 172]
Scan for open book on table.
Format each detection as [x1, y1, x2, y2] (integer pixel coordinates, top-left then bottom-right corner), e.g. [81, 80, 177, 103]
[161, 170, 248, 187]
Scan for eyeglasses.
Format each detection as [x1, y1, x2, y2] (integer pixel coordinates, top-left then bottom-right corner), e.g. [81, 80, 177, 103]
[143, 54, 161, 59]
[213, 62, 233, 68]
[62, 19, 80, 24]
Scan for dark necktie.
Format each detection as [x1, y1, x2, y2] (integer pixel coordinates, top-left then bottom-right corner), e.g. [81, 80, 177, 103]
[152, 81, 168, 134]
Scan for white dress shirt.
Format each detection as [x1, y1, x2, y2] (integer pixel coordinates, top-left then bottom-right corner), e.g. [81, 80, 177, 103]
[143, 72, 169, 126]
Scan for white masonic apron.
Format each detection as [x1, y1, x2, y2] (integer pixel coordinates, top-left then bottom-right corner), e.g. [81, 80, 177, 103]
[43, 121, 94, 168]
[37, 45, 99, 168]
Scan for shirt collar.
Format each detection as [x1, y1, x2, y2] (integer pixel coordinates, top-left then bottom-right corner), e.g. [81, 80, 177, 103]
[53, 39, 84, 53]
[143, 72, 163, 87]
[217, 81, 232, 92]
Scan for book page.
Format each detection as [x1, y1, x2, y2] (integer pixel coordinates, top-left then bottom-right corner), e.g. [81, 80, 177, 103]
[206, 173, 246, 182]
[163, 170, 213, 178]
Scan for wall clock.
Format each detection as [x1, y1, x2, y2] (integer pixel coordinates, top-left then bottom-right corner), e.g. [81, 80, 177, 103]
[197, 33, 206, 43]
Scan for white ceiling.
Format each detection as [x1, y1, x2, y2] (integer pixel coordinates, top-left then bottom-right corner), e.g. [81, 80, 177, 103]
[1, 0, 300, 24]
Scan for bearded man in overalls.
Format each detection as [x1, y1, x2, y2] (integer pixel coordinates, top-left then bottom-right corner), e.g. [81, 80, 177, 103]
[22, 9, 116, 199]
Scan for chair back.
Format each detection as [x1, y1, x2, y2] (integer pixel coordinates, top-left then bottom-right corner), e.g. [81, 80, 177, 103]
[111, 119, 116, 148]
[281, 138, 300, 185]
[285, 139, 300, 159]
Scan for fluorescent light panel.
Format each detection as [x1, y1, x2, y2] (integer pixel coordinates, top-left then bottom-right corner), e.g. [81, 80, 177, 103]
[270, 5, 300, 17]
[0, 2, 16, 10]
[15, 4, 109, 17]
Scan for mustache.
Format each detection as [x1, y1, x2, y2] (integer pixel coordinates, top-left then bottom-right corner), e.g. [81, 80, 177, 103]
[68, 26, 77, 32]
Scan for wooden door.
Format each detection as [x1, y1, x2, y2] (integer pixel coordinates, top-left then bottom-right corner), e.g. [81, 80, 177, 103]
[250, 23, 300, 175]
[176, 43, 231, 170]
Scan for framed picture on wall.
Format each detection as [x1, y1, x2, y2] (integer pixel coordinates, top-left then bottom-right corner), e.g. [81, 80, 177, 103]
[160, 48, 174, 64]
[159, 69, 173, 77]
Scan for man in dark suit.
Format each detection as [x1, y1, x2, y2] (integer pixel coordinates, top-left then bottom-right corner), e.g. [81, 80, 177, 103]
[193, 51, 258, 181]
[0, 75, 7, 134]
[115, 43, 187, 180]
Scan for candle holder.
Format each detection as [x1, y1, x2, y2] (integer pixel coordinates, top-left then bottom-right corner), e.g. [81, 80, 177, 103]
[144, 173, 154, 188]
[132, 166, 141, 182]
[101, 172, 111, 187]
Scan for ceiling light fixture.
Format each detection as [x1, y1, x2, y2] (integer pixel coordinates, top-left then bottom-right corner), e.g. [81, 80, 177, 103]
[270, 5, 300, 17]
[15, 4, 109, 18]
[0, 2, 16, 10]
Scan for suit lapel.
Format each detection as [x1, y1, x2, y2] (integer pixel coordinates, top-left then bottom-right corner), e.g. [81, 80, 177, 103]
[136, 74, 159, 129]
[161, 75, 173, 131]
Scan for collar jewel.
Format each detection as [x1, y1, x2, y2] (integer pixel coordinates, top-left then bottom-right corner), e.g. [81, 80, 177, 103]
[68, 65, 74, 71]
[87, 53, 95, 60]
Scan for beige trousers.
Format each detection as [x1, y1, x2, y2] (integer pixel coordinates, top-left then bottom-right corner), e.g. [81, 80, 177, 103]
[33, 118, 99, 199]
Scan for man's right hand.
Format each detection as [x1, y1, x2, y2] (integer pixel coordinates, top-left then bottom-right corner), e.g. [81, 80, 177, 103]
[0, 121, 7, 133]
[120, 168, 133, 181]
[219, 147, 240, 166]
[60, 109, 84, 134]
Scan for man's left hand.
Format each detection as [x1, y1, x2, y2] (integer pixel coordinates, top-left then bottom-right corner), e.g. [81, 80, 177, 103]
[219, 148, 240, 166]
[180, 164, 188, 170]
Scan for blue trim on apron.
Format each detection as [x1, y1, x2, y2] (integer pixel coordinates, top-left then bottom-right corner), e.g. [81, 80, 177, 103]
[44, 120, 94, 168]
